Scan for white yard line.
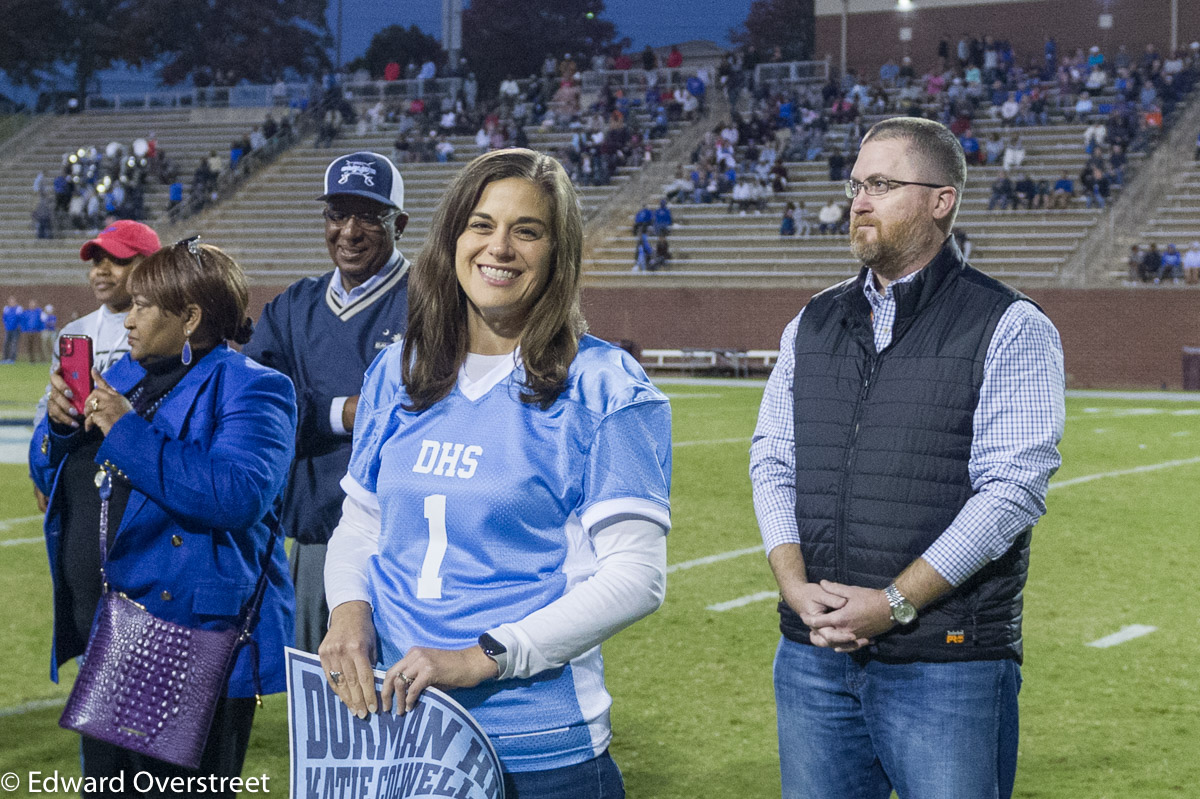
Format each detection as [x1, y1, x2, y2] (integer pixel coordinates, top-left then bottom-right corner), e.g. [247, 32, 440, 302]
[673, 437, 748, 448]
[1086, 625, 1158, 648]
[668, 545, 762, 574]
[0, 536, 40, 547]
[0, 515, 41, 533]
[0, 697, 63, 718]
[706, 591, 778, 612]
[1048, 456, 1200, 490]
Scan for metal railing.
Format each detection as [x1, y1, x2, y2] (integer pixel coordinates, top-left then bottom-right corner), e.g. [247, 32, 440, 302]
[82, 77, 466, 112]
[754, 60, 831, 89]
[83, 83, 315, 111]
[580, 68, 701, 94]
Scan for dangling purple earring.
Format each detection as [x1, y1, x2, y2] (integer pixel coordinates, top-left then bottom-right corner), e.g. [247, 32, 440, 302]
[181, 330, 193, 365]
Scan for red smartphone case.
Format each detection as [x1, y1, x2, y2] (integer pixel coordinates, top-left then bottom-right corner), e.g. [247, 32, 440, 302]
[59, 334, 94, 416]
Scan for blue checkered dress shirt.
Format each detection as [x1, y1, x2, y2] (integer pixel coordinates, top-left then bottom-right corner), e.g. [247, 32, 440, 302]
[749, 269, 1066, 587]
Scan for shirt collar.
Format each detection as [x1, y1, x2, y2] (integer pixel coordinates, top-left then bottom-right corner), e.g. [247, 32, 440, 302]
[329, 249, 402, 305]
[863, 267, 921, 305]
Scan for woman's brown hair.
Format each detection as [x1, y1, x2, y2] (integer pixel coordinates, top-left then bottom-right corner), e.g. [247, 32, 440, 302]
[402, 148, 586, 411]
[128, 238, 254, 345]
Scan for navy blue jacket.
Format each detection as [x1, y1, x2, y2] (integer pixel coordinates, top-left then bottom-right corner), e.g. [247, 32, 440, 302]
[242, 265, 408, 545]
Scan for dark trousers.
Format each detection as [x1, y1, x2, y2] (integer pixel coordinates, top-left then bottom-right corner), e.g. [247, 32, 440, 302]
[290, 540, 329, 654]
[2, 329, 18, 361]
[80, 696, 256, 798]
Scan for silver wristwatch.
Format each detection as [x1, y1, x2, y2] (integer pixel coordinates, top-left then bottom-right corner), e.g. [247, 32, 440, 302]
[884, 583, 917, 626]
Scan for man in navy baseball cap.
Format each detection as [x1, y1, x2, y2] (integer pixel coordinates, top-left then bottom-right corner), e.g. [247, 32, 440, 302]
[242, 150, 412, 654]
[318, 150, 405, 210]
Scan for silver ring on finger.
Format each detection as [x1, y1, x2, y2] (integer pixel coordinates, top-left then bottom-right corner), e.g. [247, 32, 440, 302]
[399, 672, 413, 687]
[329, 670, 343, 686]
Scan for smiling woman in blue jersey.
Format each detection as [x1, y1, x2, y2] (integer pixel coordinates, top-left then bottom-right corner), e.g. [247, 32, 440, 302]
[319, 148, 672, 798]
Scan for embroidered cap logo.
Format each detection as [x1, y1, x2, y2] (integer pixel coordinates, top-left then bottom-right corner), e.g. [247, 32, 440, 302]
[338, 161, 377, 187]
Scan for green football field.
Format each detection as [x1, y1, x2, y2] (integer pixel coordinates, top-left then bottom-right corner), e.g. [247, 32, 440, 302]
[1, 362, 1198, 798]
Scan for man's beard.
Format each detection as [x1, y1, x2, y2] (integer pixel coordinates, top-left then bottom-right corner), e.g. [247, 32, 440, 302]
[850, 213, 927, 281]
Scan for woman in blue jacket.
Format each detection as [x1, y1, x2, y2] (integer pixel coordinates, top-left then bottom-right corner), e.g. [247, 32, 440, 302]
[30, 238, 297, 794]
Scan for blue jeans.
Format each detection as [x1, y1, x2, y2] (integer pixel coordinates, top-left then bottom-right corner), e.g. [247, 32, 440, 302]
[503, 750, 624, 799]
[774, 637, 1021, 799]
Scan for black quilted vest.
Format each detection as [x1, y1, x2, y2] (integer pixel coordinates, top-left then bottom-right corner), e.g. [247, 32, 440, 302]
[782, 238, 1032, 663]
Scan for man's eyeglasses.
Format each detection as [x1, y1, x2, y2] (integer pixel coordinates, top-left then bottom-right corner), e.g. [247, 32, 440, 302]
[323, 208, 401, 230]
[175, 234, 206, 271]
[844, 177, 947, 199]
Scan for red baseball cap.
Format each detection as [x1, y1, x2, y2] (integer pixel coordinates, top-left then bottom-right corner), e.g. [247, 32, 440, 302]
[79, 220, 162, 261]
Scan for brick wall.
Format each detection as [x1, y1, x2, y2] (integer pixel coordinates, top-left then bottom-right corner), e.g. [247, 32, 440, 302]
[580, 286, 1200, 390]
[6, 283, 1198, 390]
[815, 0, 1200, 78]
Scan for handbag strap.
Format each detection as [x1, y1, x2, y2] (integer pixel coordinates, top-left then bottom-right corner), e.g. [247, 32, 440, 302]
[97, 467, 281, 641]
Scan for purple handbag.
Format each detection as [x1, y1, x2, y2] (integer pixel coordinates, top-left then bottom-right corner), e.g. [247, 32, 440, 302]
[59, 468, 275, 770]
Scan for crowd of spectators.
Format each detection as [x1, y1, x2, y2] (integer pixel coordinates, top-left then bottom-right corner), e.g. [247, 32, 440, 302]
[322, 48, 704, 189]
[32, 138, 163, 238]
[169, 112, 296, 222]
[31, 111, 297, 237]
[1127, 241, 1200, 285]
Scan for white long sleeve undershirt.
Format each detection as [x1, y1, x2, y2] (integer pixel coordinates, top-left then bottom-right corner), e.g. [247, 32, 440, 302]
[324, 493, 667, 680]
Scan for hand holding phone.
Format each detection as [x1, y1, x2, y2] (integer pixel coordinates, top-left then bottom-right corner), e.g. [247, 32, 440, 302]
[59, 335, 94, 417]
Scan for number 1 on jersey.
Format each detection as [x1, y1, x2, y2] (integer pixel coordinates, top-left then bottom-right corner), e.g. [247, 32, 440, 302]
[417, 494, 448, 599]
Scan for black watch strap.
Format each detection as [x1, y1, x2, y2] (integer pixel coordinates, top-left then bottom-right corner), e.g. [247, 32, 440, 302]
[478, 632, 508, 678]
[478, 632, 507, 658]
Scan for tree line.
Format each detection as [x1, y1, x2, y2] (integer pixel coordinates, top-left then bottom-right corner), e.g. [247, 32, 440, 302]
[0, 0, 813, 102]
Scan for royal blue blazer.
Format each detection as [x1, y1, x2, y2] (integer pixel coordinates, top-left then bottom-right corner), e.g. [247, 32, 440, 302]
[30, 345, 298, 697]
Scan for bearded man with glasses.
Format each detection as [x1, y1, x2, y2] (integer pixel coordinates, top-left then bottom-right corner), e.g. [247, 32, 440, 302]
[751, 117, 1065, 799]
[243, 151, 412, 653]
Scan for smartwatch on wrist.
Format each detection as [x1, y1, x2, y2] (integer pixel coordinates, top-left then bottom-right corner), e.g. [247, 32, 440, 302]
[884, 583, 917, 626]
[478, 632, 508, 677]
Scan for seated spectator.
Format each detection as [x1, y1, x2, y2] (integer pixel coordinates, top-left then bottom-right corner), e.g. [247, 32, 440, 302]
[988, 172, 1015, 211]
[1183, 241, 1200, 285]
[1032, 177, 1051, 210]
[1080, 164, 1110, 209]
[1002, 136, 1026, 172]
[1071, 90, 1094, 121]
[729, 179, 754, 214]
[1109, 144, 1127, 185]
[818, 198, 843, 234]
[1126, 244, 1143, 282]
[1140, 243, 1161, 282]
[1013, 173, 1038, 209]
[795, 201, 812, 236]
[828, 149, 846, 181]
[779, 202, 797, 236]
[1084, 122, 1106, 154]
[662, 167, 692, 203]
[1159, 243, 1183, 283]
[984, 133, 1006, 165]
[1051, 171, 1075, 209]
[769, 161, 789, 193]
[959, 128, 983, 165]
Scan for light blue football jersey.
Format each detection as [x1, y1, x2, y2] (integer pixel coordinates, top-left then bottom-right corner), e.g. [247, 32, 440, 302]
[344, 335, 671, 772]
